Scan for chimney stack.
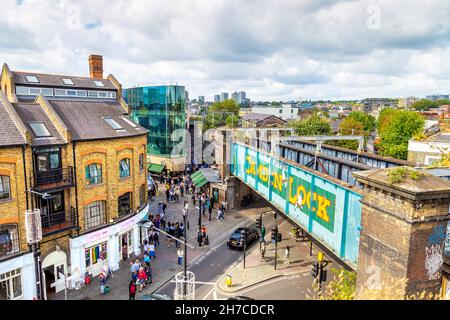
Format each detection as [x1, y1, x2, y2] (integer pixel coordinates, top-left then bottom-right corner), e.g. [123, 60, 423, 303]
[89, 55, 103, 79]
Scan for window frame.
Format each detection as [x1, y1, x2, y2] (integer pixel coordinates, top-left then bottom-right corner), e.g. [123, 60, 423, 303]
[28, 122, 52, 138]
[25, 75, 39, 83]
[84, 201, 107, 230]
[139, 154, 144, 172]
[0, 224, 20, 258]
[0, 268, 23, 300]
[85, 163, 102, 186]
[0, 176, 11, 201]
[119, 158, 131, 179]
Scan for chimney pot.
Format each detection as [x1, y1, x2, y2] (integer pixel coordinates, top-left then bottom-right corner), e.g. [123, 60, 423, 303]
[89, 55, 103, 79]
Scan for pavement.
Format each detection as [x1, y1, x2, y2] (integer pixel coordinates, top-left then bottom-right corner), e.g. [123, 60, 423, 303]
[214, 215, 334, 298]
[52, 183, 268, 300]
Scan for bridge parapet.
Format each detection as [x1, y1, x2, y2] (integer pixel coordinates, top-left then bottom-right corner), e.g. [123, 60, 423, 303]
[354, 168, 450, 299]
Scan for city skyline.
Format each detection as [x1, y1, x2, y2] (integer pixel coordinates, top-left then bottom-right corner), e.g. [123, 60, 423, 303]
[3, 1, 450, 101]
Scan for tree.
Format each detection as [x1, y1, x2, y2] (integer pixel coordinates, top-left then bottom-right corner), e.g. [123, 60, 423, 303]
[322, 268, 356, 300]
[334, 117, 364, 150]
[377, 110, 425, 160]
[292, 115, 332, 136]
[411, 98, 450, 111]
[346, 111, 376, 133]
[204, 100, 240, 130]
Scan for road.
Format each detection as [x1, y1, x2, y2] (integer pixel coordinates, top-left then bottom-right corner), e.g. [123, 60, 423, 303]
[153, 240, 252, 298]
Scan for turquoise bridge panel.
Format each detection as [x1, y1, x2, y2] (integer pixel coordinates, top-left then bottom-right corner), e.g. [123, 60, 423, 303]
[232, 143, 363, 266]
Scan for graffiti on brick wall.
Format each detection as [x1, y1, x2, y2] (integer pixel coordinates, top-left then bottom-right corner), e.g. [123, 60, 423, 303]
[425, 225, 447, 280]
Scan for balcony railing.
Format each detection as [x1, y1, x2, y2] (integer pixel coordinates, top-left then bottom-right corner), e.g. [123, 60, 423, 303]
[34, 167, 74, 192]
[41, 207, 76, 236]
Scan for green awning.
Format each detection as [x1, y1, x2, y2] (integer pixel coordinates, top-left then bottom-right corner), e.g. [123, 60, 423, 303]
[190, 171, 209, 187]
[148, 163, 165, 173]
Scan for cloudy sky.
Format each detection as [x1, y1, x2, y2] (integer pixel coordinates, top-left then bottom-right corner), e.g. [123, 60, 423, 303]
[2, 0, 450, 101]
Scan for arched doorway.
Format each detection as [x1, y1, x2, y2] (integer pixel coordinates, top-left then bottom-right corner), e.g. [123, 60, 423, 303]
[42, 250, 67, 299]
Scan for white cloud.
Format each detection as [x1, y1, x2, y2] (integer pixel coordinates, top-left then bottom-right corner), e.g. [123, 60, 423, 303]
[2, 0, 450, 101]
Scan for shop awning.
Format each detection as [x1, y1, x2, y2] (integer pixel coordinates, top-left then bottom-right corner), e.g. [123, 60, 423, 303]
[148, 163, 165, 173]
[190, 168, 221, 188]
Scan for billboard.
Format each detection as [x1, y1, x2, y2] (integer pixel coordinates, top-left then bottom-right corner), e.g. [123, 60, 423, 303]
[232, 143, 363, 265]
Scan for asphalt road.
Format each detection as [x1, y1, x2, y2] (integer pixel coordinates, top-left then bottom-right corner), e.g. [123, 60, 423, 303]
[153, 240, 256, 299]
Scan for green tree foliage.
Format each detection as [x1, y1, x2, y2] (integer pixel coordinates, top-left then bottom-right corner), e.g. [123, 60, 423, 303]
[292, 115, 332, 136]
[411, 98, 450, 111]
[346, 111, 376, 133]
[334, 117, 364, 150]
[322, 268, 356, 300]
[377, 109, 425, 160]
[204, 100, 240, 130]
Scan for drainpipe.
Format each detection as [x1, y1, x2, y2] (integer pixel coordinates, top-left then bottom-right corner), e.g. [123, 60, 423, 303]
[21, 145, 29, 210]
[72, 142, 80, 235]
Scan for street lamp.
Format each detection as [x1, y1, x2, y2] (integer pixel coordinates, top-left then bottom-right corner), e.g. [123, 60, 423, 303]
[25, 189, 55, 300]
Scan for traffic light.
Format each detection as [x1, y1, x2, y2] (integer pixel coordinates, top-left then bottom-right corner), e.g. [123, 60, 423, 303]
[256, 217, 261, 230]
[271, 227, 277, 242]
[277, 233, 282, 243]
[320, 269, 327, 283]
[311, 262, 319, 278]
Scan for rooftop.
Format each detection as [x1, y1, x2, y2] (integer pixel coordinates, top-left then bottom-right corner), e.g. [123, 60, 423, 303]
[0, 98, 26, 147]
[48, 99, 147, 141]
[12, 71, 116, 90]
[13, 103, 67, 146]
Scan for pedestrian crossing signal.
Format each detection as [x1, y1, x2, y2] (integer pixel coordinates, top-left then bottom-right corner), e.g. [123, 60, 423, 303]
[271, 227, 277, 242]
[256, 218, 261, 230]
[311, 262, 319, 278]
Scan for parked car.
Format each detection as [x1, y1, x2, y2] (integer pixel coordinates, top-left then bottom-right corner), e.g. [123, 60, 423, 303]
[227, 227, 258, 250]
[136, 293, 173, 300]
[228, 296, 255, 300]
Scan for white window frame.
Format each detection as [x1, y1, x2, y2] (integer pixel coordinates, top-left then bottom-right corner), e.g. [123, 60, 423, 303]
[25, 75, 39, 83]
[62, 78, 74, 85]
[0, 268, 23, 300]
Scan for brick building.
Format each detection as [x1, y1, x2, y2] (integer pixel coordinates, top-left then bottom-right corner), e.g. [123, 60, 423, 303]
[0, 56, 148, 300]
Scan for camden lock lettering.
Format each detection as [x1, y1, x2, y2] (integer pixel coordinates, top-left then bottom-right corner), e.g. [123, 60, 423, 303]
[245, 155, 336, 232]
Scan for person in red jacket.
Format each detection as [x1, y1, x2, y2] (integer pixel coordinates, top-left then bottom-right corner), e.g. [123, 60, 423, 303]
[137, 267, 147, 292]
[129, 280, 137, 300]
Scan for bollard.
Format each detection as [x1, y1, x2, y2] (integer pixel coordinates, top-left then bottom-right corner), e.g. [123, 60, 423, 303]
[226, 275, 232, 288]
[187, 221, 190, 230]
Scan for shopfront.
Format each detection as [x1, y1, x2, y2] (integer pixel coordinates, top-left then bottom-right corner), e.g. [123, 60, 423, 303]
[0, 253, 36, 300]
[69, 204, 149, 283]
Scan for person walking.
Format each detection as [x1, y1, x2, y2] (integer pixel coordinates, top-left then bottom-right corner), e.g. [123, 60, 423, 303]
[149, 241, 156, 259]
[201, 225, 207, 240]
[284, 246, 290, 265]
[154, 231, 160, 247]
[217, 207, 224, 221]
[260, 241, 266, 262]
[184, 200, 189, 216]
[208, 199, 213, 221]
[197, 229, 203, 247]
[129, 280, 137, 300]
[177, 247, 184, 268]
[145, 264, 153, 285]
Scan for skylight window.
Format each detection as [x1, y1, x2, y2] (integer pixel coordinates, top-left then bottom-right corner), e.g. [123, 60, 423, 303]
[28, 122, 52, 138]
[25, 75, 39, 83]
[94, 81, 105, 87]
[121, 117, 137, 128]
[104, 118, 123, 130]
[63, 78, 74, 85]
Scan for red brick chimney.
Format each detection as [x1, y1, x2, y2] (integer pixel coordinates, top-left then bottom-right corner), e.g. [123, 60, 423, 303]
[89, 55, 103, 79]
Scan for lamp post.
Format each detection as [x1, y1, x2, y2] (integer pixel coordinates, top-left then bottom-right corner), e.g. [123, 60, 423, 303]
[183, 212, 188, 297]
[26, 189, 54, 300]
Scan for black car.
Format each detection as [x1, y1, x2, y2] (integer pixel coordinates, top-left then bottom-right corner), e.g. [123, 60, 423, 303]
[228, 296, 255, 300]
[227, 227, 258, 250]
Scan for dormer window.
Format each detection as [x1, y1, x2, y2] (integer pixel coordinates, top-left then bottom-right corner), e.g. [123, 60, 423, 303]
[25, 75, 39, 83]
[94, 81, 105, 87]
[62, 78, 74, 85]
[104, 118, 123, 130]
[28, 122, 52, 138]
[121, 117, 137, 128]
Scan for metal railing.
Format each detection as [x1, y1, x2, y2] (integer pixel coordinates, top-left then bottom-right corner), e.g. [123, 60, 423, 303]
[34, 167, 74, 191]
[41, 207, 76, 235]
